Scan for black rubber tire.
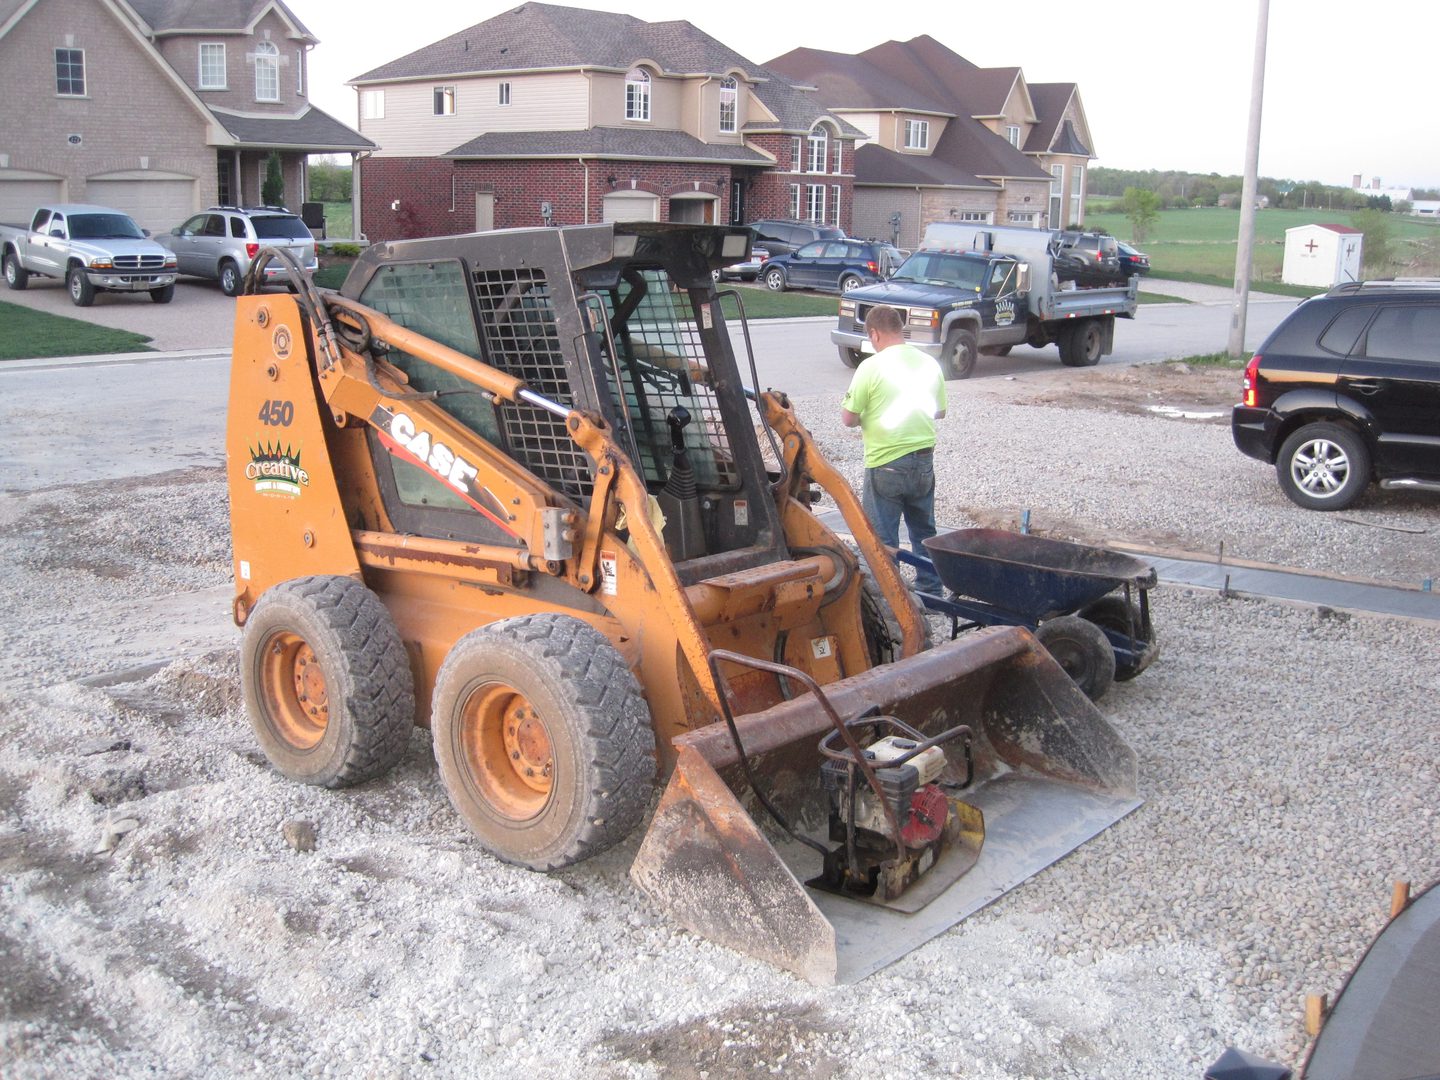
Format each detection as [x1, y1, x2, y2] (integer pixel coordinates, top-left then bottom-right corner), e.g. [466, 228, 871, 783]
[150, 284, 174, 304]
[839, 346, 863, 369]
[67, 266, 95, 307]
[3, 252, 28, 290]
[432, 613, 657, 871]
[1275, 421, 1371, 511]
[220, 260, 243, 297]
[839, 273, 862, 293]
[1060, 319, 1103, 367]
[1034, 615, 1116, 702]
[941, 327, 978, 380]
[764, 266, 787, 292]
[1078, 595, 1154, 682]
[855, 548, 934, 666]
[241, 575, 416, 788]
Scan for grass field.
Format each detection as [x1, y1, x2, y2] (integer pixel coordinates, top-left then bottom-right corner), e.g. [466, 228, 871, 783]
[1083, 206, 1440, 285]
[0, 301, 153, 360]
[321, 202, 353, 239]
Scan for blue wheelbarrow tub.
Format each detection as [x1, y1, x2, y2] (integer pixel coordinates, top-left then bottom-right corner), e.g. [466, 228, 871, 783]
[923, 528, 1158, 617]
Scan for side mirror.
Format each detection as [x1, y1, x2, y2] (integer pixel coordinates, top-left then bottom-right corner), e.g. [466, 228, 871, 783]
[141, 228, 150, 237]
[50, 227, 65, 239]
[171, 227, 181, 235]
[1017, 263, 1031, 294]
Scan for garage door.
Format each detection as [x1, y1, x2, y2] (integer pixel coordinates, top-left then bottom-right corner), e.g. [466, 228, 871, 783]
[85, 178, 196, 234]
[602, 191, 659, 223]
[0, 178, 63, 226]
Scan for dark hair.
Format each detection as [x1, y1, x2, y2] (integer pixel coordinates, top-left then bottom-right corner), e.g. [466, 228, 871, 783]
[863, 304, 903, 337]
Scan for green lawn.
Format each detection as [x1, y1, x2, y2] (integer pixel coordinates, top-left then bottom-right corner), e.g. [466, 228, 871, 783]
[0, 301, 153, 360]
[321, 202, 354, 240]
[715, 284, 841, 319]
[1083, 207, 1440, 287]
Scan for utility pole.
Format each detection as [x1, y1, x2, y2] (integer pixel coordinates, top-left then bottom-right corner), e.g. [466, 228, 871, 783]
[1229, 0, 1270, 359]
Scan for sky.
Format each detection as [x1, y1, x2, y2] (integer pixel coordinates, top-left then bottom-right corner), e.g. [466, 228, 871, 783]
[299, 0, 1440, 191]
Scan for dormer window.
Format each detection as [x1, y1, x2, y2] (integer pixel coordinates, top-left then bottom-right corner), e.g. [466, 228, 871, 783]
[807, 127, 828, 173]
[254, 41, 278, 101]
[719, 77, 737, 134]
[1006, 124, 1021, 147]
[903, 119, 929, 150]
[625, 68, 650, 122]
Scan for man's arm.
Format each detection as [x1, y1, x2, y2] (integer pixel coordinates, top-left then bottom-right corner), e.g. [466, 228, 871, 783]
[841, 407, 862, 428]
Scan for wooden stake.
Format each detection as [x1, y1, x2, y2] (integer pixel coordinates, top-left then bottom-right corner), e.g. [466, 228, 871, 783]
[1305, 993, 1328, 1036]
[1390, 880, 1411, 920]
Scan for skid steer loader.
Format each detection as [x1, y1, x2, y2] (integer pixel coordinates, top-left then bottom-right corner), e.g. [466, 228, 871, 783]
[226, 222, 1139, 985]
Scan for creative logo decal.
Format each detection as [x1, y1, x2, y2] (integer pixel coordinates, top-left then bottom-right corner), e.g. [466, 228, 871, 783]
[245, 442, 310, 498]
[994, 296, 1016, 327]
[272, 325, 293, 360]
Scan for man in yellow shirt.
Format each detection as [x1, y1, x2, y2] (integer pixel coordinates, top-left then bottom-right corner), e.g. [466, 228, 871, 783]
[841, 305, 948, 595]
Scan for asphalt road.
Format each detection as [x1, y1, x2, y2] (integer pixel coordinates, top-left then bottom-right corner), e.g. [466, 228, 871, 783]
[0, 280, 1296, 493]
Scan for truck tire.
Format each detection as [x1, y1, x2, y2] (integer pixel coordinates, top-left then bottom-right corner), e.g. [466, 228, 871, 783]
[1034, 615, 1115, 702]
[432, 613, 656, 871]
[941, 327, 978, 379]
[241, 575, 416, 788]
[1276, 421, 1371, 511]
[1060, 319, 1103, 367]
[67, 265, 95, 307]
[859, 563, 933, 666]
[3, 252, 27, 290]
[219, 259, 243, 297]
[149, 284, 174, 304]
[839, 346, 863, 369]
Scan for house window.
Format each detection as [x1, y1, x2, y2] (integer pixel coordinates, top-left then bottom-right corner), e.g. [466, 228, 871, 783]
[434, 86, 456, 116]
[1007, 211, 1038, 224]
[789, 184, 801, 218]
[807, 128, 828, 174]
[833, 141, 843, 175]
[625, 68, 650, 121]
[719, 77, 736, 134]
[55, 48, 85, 96]
[199, 43, 226, 89]
[957, 211, 990, 222]
[216, 150, 233, 205]
[1071, 166, 1085, 224]
[297, 49, 304, 95]
[792, 137, 803, 172]
[362, 89, 385, 119]
[1006, 125, 1021, 147]
[830, 185, 841, 227]
[805, 184, 825, 224]
[498, 82, 511, 106]
[903, 119, 929, 150]
[1049, 164, 1063, 228]
[254, 42, 278, 101]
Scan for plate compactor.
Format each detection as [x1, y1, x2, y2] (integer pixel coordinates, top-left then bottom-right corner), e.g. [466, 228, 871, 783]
[226, 223, 1139, 984]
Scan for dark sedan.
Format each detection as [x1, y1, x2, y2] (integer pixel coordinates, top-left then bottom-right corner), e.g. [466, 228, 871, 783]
[1117, 242, 1150, 277]
[761, 239, 902, 294]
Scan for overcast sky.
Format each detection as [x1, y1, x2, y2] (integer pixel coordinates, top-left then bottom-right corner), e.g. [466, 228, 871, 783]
[300, 0, 1439, 190]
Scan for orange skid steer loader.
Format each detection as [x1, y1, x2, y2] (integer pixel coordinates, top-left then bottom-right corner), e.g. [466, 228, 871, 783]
[226, 223, 1139, 984]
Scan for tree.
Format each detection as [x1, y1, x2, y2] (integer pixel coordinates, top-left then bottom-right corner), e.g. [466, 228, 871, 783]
[308, 161, 352, 202]
[1351, 208, 1392, 271]
[262, 151, 285, 207]
[1121, 187, 1161, 243]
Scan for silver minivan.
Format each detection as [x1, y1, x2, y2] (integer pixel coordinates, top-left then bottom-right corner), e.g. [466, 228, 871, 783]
[159, 205, 318, 296]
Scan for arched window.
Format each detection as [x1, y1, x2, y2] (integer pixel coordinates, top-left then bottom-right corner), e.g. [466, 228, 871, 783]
[807, 125, 829, 174]
[254, 41, 278, 101]
[625, 68, 650, 122]
[719, 76, 737, 134]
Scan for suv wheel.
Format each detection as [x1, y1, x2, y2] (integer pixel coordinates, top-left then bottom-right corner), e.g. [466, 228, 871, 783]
[764, 267, 786, 292]
[839, 273, 862, 293]
[1276, 422, 1371, 511]
[219, 260, 243, 297]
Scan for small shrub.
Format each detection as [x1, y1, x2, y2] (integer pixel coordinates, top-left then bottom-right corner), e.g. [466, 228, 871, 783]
[324, 242, 362, 257]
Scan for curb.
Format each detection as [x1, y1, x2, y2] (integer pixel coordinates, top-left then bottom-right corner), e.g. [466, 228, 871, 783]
[0, 347, 231, 372]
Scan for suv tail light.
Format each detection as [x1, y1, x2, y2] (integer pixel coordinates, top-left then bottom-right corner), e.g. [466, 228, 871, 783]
[865, 260, 878, 273]
[246, 242, 260, 259]
[1242, 354, 1261, 407]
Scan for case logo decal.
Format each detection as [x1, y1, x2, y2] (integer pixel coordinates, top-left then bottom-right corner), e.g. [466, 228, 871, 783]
[245, 442, 310, 498]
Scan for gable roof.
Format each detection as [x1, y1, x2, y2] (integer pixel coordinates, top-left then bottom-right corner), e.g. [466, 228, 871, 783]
[124, 0, 314, 41]
[765, 46, 952, 114]
[1023, 83, 1091, 156]
[212, 104, 375, 151]
[852, 144, 994, 190]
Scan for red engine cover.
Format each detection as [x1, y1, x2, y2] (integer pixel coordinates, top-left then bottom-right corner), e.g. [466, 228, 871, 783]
[900, 785, 948, 847]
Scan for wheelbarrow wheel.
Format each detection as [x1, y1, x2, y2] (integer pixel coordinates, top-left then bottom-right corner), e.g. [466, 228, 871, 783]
[1079, 596, 1154, 682]
[1034, 615, 1115, 702]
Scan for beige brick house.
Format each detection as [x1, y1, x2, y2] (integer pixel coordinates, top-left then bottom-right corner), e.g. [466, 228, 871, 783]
[767, 37, 1097, 250]
[0, 0, 370, 233]
[350, 2, 862, 243]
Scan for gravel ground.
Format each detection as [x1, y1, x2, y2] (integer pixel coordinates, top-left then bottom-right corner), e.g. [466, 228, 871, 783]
[1, 362, 1437, 1078]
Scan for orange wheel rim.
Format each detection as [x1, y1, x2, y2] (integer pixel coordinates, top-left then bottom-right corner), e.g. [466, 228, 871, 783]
[259, 631, 328, 749]
[460, 683, 553, 820]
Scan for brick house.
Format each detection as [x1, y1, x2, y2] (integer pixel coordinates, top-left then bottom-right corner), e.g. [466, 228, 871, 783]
[350, 2, 861, 243]
[767, 36, 1096, 250]
[0, 0, 371, 233]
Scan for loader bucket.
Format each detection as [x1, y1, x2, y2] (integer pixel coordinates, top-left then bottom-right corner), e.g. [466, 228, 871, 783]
[630, 626, 1140, 985]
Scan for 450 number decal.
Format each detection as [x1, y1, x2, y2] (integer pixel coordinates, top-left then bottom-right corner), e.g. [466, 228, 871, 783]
[257, 399, 294, 427]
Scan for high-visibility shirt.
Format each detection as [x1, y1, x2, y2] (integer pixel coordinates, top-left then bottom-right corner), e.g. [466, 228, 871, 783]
[841, 342, 947, 468]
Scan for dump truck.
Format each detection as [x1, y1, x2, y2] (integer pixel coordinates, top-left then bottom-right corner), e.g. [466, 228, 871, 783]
[832, 222, 1139, 379]
[226, 222, 1139, 984]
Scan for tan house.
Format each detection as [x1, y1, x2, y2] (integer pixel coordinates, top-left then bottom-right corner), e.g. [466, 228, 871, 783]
[0, 0, 370, 233]
[767, 36, 1096, 249]
[349, 2, 862, 242]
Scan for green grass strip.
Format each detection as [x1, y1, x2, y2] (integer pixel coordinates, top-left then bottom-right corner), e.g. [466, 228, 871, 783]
[0, 301, 154, 360]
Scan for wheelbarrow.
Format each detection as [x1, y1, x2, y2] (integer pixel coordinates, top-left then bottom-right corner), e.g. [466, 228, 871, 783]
[896, 528, 1159, 701]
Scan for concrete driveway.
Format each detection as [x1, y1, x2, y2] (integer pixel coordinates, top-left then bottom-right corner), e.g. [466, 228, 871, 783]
[2, 274, 241, 350]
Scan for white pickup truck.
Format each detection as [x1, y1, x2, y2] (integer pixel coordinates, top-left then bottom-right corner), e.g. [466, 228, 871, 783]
[1, 203, 178, 306]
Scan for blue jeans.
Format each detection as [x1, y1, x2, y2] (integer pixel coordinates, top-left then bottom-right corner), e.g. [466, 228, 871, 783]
[862, 450, 944, 594]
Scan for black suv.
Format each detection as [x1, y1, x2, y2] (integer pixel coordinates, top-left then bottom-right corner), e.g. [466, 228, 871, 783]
[745, 219, 844, 258]
[1231, 280, 1440, 510]
[761, 238, 902, 294]
[1055, 232, 1124, 287]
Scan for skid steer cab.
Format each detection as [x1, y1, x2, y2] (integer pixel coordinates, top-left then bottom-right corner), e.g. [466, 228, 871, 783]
[226, 222, 1139, 984]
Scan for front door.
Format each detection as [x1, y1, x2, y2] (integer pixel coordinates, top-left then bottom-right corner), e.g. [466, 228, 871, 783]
[978, 259, 1029, 346]
[474, 192, 494, 232]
